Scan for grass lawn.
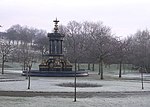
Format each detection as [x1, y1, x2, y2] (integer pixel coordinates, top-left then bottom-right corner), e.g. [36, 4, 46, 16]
[1, 62, 138, 75]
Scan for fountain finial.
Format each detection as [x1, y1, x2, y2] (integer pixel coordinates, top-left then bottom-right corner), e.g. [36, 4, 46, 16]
[53, 18, 59, 33]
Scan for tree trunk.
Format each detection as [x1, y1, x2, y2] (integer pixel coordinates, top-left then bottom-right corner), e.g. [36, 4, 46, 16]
[88, 63, 90, 70]
[23, 60, 26, 70]
[98, 61, 100, 75]
[8, 40, 11, 45]
[100, 60, 104, 80]
[26, 69, 28, 79]
[28, 66, 31, 89]
[78, 63, 80, 71]
[74, 59, 77, 102]
[119, 61, 122, 78]
[123, 64, 125, 74]
[1, 55, 5, 74]
[17, 40, 18, 45]
[92, 63, 94, 71]
[13, 40, 14, 45]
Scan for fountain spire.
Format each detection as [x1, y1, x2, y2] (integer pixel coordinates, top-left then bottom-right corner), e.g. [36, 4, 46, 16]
[53, 18, 59, 33]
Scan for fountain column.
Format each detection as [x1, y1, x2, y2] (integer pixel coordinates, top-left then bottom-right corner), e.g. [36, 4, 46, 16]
[60, 40, 63, 54]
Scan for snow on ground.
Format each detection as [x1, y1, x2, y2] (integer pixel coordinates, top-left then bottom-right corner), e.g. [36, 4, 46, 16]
[0, 71, 150, 107]
[4, 69, 23, 73]
[0, 71, 150, 92]
[0, 95, 150, 107]
[0, 79, 148, 92]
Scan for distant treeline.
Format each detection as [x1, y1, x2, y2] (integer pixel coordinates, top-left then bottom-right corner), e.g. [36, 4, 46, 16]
[0, 21, 150, 73]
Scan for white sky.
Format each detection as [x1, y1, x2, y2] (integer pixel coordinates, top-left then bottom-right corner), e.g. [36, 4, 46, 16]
[1, 0, 150, 37]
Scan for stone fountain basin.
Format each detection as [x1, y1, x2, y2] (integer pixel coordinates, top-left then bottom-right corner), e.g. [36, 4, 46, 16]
[22, 70, 88, 77]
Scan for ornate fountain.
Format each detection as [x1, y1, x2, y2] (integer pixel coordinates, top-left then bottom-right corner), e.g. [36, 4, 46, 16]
[39, 19, 73, 72]
[22, 19, 88, 77]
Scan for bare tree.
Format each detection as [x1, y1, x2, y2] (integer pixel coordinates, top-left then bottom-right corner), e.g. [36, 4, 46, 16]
[34, 35, 49, 57]
[89, 22, 113, 79]
[60, 21, 115, 80]
[0, 40, 14, 74]
[6, 24, 21, 45]
[114, 37, 132, 78]
[6, 24, 47, 63]
[59, 21, 91, 102]
[130, 30, 150, 72]
[26, 52, 35, 89]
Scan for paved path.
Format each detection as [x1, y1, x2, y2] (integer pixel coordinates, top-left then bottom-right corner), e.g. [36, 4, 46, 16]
[0, 91, 150, 98]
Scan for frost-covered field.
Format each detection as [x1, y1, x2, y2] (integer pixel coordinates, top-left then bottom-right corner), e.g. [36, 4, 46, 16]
[0, 71, 150, 92]
[0, 95, 150, 107]
[0, 71, 150, 107]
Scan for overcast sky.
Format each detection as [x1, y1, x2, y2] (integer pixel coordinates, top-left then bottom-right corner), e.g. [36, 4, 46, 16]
[1, 0, 150, 37]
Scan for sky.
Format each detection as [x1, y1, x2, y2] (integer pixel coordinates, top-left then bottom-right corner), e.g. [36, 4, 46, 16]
[0, 0, 150, 38]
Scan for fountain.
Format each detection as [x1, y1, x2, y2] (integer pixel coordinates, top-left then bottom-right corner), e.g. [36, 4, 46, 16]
[22, 19, 88, 77]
